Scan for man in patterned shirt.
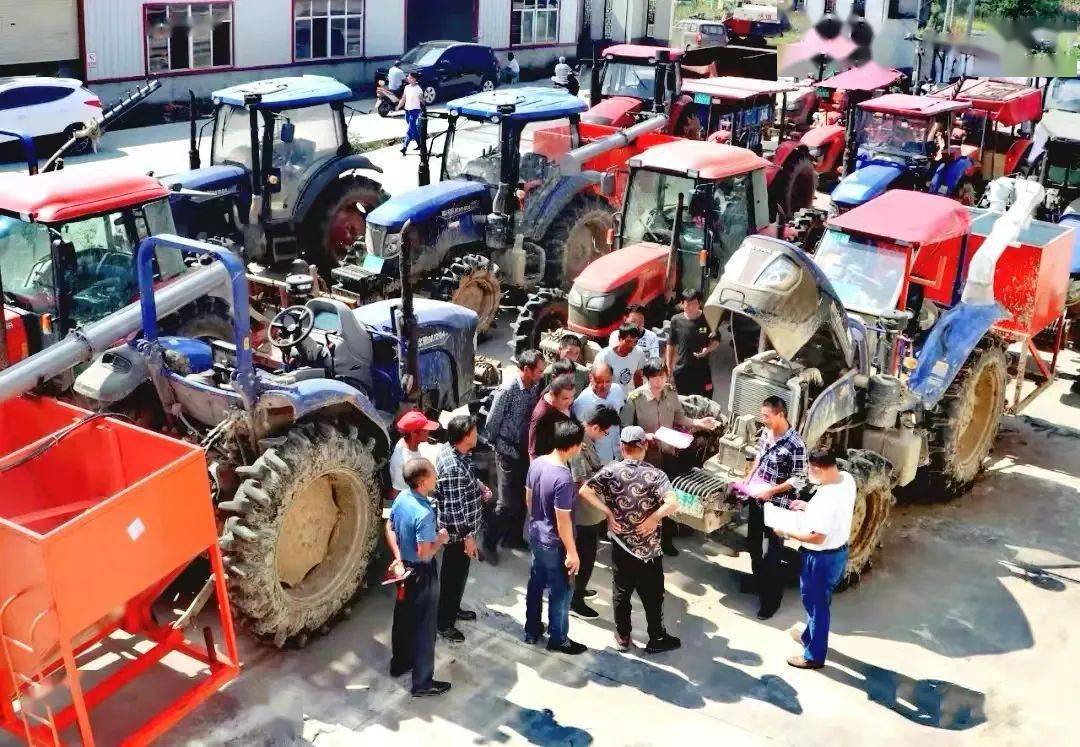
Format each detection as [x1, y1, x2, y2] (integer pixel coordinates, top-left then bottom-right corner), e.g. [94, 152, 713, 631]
[434, 414, 492, 642]
[579, 426, 682, 655]
[483, 350, 544, 560]
[743, 395, 807, 620]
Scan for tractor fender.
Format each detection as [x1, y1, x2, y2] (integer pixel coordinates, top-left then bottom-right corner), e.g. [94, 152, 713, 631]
[259, 377, 391, 454]
[908, 301, 1008, 409]
[522, 172, 603, 242]
[802, 369, 860, 451]
[830, 163, 904, 209]
[73, 337, 212, 405]
[292, 154, 384, 226]
[929, 156, 973, 197]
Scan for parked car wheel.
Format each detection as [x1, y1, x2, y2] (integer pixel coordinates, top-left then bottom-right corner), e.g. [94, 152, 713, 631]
[422, 84, 438, 105]
[481, 76, 496, 92]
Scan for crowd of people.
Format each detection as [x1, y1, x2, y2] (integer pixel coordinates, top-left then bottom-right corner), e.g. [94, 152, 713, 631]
[384, 258, 856, 699]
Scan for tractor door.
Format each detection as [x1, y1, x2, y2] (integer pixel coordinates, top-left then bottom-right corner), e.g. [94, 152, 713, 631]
[265, 105, 345, 219]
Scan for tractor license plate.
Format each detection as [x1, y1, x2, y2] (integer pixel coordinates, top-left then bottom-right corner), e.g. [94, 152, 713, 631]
[693, 92, 712, 105]
[362, 254, 386, 274]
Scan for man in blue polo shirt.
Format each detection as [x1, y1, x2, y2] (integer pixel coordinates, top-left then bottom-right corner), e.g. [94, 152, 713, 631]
[387, 457, 451, 697]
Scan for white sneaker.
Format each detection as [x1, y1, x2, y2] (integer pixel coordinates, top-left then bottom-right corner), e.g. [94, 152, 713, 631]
[788, 623, 805, 644]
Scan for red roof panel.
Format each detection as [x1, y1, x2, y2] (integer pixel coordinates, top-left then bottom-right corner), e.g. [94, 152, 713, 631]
[0, 168, 169, 223]
[682, 76, 800, 101]
[633, 140, 771, 180]
[827, 190, 971, 245]
[818, 62, 904, 92]
[858, 93, 970, 118]
[929, 79, 1042, 126]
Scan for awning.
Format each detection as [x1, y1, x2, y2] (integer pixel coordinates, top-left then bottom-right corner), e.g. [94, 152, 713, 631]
[930, 79, 1042, 126]
[818, 62, 904, 92]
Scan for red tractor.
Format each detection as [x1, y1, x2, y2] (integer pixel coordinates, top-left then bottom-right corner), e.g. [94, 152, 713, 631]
[510, 138, 819, 353]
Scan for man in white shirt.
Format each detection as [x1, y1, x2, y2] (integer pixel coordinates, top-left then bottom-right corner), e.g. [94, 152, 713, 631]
[607, 304, 660, 359]
[389, 410, 441, 497]
[572, 360, 625, 464]
[774, 449, 855, 669]
[553, 56, 571, 85]
[502, 52, 520, 84]
[387, 61, 405, 92]
[397, 72, 424, 155]
[599, 323, 646, 390]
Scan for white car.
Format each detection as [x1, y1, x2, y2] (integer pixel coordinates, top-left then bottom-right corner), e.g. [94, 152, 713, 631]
[0, 77, 103, 158]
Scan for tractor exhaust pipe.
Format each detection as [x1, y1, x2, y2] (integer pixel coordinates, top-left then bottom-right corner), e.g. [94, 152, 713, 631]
[558, 114, 669, 174]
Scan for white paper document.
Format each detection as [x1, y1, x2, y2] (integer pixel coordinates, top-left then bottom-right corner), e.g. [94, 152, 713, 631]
[653, 427, 694, 450]
[763, 503, 806, 535]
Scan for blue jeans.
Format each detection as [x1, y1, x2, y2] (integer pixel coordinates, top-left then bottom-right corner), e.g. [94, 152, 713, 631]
[525, 545, 571, 644]
[799, 546, 848, 663]
[404, 108, 421, 149]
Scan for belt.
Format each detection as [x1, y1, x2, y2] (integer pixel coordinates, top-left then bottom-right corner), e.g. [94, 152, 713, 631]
[801, 544, 848, 555]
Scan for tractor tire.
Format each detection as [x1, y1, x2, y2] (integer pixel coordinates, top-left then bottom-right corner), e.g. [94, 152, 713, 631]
[922, 343, 1007, 500]
[306, 176, 389, 276]
[788, 207, 826, 252]
[770, 149, 818, 222]
[429, 254, 502, 336]
[837, 449, 896, 589]
[541, 195, 614, 287]
[219, 422, 381, 648]
[510, 287, 569, 357]
[170, 297, 233, 343]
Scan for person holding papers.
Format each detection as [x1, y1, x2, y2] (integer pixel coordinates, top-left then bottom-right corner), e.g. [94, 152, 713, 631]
[769, 450, 855, 670]
[742, 396, 807, 620]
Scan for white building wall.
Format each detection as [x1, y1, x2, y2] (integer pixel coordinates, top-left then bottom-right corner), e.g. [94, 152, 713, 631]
[478, 0, 510, 49]
[366, 0, 406, 58]
[608, 0, 650, 44]
[559, 0, 580, 45]
[232, 1, 292, 69]
[0, 0, 78, 66]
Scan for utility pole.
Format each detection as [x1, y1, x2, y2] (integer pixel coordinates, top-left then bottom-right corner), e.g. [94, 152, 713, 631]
[963, 0, 977, 75]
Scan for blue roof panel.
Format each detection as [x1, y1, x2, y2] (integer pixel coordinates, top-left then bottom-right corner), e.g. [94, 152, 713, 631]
[447, 87, 587, 123]
[212, 76, 352, 109]
[366, 179, 488, 231]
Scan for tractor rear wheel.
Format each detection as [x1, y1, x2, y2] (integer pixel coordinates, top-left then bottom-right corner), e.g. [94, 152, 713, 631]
[430, 254, 502, 335]
[307, 176, 389, 276]
[542, 196, 614, 287]
[219, 422, 381, 648]
[838, 449, 896, 589]
[770, 149, 818, 222]
[170, 297, 233, 343]
[923, 343, 1007, 500]
[511, 287, 569, 357]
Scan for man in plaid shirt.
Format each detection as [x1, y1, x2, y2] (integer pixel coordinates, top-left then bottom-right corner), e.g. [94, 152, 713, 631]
[434, 414, 491, 642]
[744, 395, 807, 620]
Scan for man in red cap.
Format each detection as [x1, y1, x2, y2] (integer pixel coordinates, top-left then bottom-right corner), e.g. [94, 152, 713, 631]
[390, 410, 441, 499]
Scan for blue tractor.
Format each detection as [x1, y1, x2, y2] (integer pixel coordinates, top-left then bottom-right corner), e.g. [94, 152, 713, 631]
[830, 93, 977, 214]
[168, 76, 389, 275]
[0, 232, 483, 647]
[331, 87, 669, 333]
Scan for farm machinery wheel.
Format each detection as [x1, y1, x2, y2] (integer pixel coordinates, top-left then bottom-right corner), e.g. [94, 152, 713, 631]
[307, 176, 389, 275]
[170, 297, 233, 342]
[430, 254, 502, 335]
[837, 449, 896, 590]
[511, 287, 568, 356]
[219, 422, 381, 648]
[923, 343, 1007, 500]
[542, 196, 614, 286]
[788, 207, 827, 252]
[770, 149, 818, 221]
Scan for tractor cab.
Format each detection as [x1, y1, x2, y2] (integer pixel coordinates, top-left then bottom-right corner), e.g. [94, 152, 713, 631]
[0, 169, 183, 367]
[675, 76, 802, 152]
[566, 140, 771, 338]
[1033, 109, 1080, 220]
[586, 45, 685, 127]
[170, 76, 384, 272]
[831, 94, 971, 213]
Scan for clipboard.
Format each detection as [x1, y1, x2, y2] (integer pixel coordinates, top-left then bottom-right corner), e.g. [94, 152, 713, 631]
[763, 503, 805, 535]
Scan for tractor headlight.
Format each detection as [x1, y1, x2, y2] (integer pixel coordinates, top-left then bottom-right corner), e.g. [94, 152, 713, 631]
[586, 294, 617, 312]
[755, 256, 800, 293]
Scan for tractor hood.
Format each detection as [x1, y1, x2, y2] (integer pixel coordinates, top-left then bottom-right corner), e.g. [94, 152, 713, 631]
[705, 235, 853, 366]
[366, 180, 488, 232]
[353, 297, 478, 336]
[572, 241, 669, 292]
[830, 163, 904, 208]
[163, 164, 249, 193]
[582, 96, 647, 126]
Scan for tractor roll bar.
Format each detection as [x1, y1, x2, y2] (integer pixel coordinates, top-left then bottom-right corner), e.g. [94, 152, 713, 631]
[0, 129, 38, 174]
[0, 237, 235, 403]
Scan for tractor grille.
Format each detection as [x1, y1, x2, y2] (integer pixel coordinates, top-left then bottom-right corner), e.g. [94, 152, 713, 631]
[729, 373, 795, 422]
[671, 468, 734, 519]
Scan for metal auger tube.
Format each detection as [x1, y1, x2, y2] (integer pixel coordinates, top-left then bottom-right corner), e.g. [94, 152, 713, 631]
[557, 114, 670, 174]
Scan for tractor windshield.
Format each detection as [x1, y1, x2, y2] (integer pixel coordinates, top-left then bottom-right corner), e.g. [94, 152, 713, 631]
[856, 110, 936, 159]
[623, 170, 702, 248]
[1046, 77, 1080, 114]
[600, 61, 656, 101]
[815, 229, 906, 316]
[0, 216, 55, 316]
[268, 105, 345, 213]
[444, 122, 503, 184]
[213, 104, 255, 167]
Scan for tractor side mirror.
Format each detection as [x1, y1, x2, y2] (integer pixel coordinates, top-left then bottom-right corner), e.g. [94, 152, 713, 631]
[280, 121, 296, 144]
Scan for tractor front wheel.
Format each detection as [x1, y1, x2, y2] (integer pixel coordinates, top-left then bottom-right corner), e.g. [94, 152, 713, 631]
[923, 343, 1007, 500]
[511, 287, 569, 357]
[219, 422, 381, 648]
[430, 254, 502, 335]
[170, 297, 233, 343]
[838, 449, 896, 589]
[770, 149, 818, 222]
[542, 196, 614, 287]
[307, 176, 389, 276]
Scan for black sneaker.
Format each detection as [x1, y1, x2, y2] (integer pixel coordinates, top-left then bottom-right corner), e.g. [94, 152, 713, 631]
[570, 601, 599, 619]
[645, 634, 682, 654]
[438, 626, 465, 642]
[547, 639, 587, 655]
[456, 609, 477, 621]
[411, 680, 452, 697]
[389, 662, 411, 677]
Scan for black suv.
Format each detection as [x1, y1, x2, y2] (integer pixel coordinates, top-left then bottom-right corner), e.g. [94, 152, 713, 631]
[376, 41, 499, 105]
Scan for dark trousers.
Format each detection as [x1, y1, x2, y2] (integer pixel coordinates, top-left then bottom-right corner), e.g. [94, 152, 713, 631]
[437, 540, 471, 630]
[390, 560, 438, 691]
[486, 453, 528, 550]
[800, 546, 848, 663]
[611, 543, 666, 641]
[526, 545, 572, 644]
[747, 500, 784, 612]
[573, 521, 604, 604]
[673, 364, 711, 398]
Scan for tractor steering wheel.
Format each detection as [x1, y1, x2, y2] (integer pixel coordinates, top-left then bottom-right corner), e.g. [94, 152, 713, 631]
[268, 305, 315, 349]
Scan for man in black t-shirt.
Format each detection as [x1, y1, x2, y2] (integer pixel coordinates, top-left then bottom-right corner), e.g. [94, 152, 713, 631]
[665, 289, 719, 398]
